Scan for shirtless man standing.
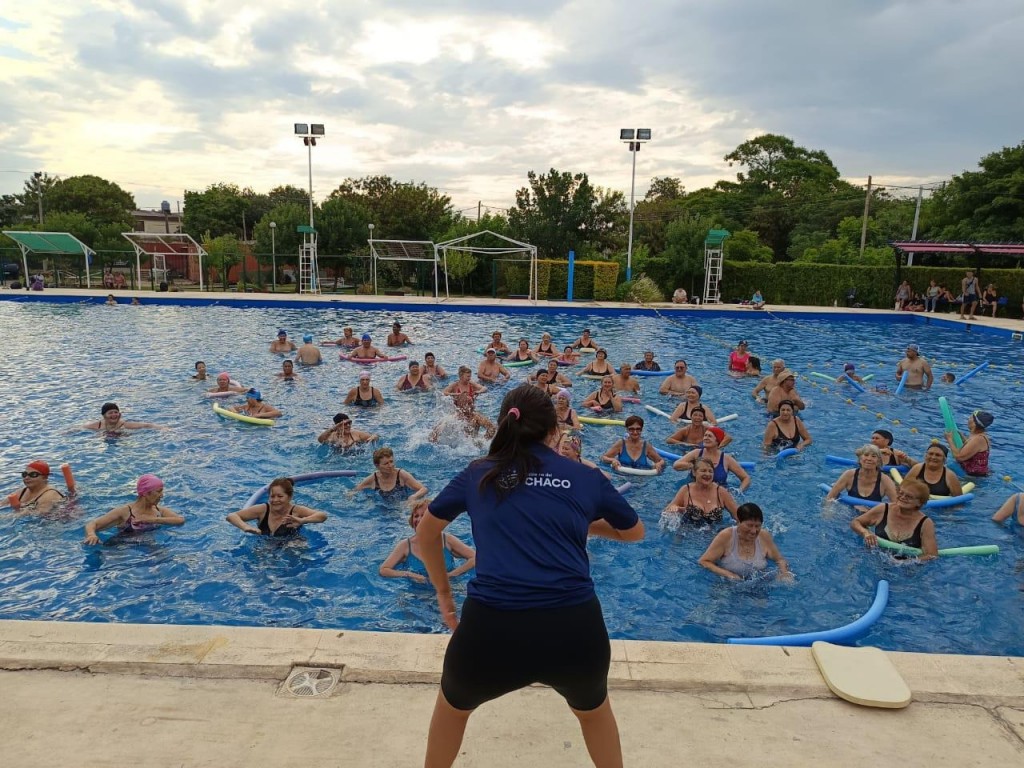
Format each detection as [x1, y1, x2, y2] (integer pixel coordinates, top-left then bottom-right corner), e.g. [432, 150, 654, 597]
[295, 334, 323, 365]
[349, 334, 388, 361]
[659, 359, 699, 396]
[766, 370, 806, 416]
[612, 363, 642, 396]
[270, 329, 297, 353]
[895, 344, 933, 390]
[477, 348, 511, 384]
[752, 358, 786, 401]
[387, 322, 411, 347]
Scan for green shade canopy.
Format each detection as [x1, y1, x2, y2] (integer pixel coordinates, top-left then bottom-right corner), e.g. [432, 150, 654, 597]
[2, 231, 94, 257]
[704, 229, 731, 247]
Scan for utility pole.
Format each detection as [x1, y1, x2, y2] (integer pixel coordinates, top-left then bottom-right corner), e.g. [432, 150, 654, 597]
[858, 175, 872, 259]
[478, 201, 482, 221]
[907, 186, 923, 266]
[33, 171, 43, 224]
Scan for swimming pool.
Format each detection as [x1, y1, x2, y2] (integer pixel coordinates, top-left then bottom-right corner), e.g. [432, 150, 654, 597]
[1, 298, 1021, 655]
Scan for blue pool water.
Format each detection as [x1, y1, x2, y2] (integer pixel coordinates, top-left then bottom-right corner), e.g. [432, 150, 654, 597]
[0, 299, 1021, 655]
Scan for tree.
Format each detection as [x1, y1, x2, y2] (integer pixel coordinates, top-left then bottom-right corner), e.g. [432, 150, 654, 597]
[45, 175, 135, 229]
[644, 176, 685, 201]
[317, 196, 371, 255]
[931, 141, 1024, 244]
[183, 183, 249, 240]
[644, 216, 718, 297]
[328, 175, 454, 241]
[252, 203, 308, 263]
[508, 169, 627, 260]
[441, 250, 477, 295]
[202, 233, 243, 289]
[724, 230, 773, 262]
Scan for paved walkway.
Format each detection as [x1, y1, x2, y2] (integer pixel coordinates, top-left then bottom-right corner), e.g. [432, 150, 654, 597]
[3, 620, 1022, 767]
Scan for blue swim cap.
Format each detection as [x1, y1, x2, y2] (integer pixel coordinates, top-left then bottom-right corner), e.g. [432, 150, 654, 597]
[303, 334, 313, 343]
[361, 333, 371, 341]
[247, 388, 262, 401]
[277, 329, 287, 337]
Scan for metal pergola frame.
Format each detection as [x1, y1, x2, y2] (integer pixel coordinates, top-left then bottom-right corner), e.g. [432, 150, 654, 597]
[435, 230, 538, 302]
[121, 232, 206, 291]
[369, 238, 442, 299]
[2, 230, 96, 288]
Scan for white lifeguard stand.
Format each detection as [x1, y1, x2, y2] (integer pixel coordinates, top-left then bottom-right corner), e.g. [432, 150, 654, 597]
[702, 228, 730, 304]
[297, 224, 319, 294]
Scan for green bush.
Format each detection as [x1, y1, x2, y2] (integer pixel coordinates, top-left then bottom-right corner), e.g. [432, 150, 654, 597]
[628, 274, 665, 303]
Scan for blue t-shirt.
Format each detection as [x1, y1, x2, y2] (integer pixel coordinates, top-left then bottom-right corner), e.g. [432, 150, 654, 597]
[429, 444, 639, 610]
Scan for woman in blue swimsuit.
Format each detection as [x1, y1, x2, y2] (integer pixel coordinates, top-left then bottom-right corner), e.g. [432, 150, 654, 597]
[600, 415, 665, 473]
[671, 427, 751, 492]
[379, 503, 475, 584]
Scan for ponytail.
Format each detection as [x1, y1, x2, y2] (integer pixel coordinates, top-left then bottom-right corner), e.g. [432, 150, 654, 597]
[477, 384, 557, 498]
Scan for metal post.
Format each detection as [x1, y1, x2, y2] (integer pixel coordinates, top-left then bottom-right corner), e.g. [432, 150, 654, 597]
[907, 186, 923, 267]
[859, 175, 872, 259]
[307, 142, 315, 230]
[627, 146, 637, 282]
[33, 172, 43, 224]
[567, 250, 575, 302]
[270, 222, 277, 292]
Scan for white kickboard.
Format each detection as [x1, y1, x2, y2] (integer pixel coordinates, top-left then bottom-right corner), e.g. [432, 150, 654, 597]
[811, 641, 911, 709]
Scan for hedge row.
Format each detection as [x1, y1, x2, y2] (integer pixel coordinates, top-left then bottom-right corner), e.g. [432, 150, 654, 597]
[535, 260, 618, 301]
[721, 262, 1024, 316]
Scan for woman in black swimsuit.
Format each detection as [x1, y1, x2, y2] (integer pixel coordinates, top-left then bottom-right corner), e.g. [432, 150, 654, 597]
[534, 333, 557, 358]
[581, 348, 614, 377]
[826, 444, 898, 509]
[509, 339, 539, 364]
[851, 478, 937, 559]
[581, 376, 622, 413]
[761, 400, 812, 452]
[902, 444, 963, 498]
[352, 447, 428, 503]
[8, 460, 65, 514]
[226, 477, 327, 537]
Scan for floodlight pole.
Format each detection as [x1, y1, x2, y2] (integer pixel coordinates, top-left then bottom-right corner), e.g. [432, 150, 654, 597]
[619, 130, 651, 283]
[269, 221, 277, 292]
[307, 143, 315, 230]
[33, 171, 43, 224]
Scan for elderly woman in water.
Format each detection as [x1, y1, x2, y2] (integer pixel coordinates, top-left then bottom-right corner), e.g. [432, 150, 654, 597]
[379, 502, 476, 584]
[663, 456, 738, 525]
[225, 476, 327, 537]
[699, 502, 791, 581]
[83, 474, 185, 544]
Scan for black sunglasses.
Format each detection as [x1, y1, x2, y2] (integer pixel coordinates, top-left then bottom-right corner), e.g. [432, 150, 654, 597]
[21, 471, 43, 479]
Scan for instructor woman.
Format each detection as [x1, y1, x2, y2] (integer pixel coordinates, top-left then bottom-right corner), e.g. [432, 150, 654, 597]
[414, 384, 644, 767]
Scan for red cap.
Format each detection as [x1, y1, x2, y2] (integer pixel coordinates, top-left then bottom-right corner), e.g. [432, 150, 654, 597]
[27, 460, 50, 476]
[706, 427, 726, 444]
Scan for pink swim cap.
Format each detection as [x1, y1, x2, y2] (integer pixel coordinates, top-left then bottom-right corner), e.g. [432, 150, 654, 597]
[217, 372, 230, 381]
[136, 474, 164, 496]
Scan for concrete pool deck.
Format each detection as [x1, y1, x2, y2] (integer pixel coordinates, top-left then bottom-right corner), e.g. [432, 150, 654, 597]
[2, 619, 1023, 767]
[3, 289, 1022, 765]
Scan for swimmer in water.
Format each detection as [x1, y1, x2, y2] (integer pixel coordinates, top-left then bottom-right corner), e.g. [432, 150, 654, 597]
[83, 402, 164, 434]
[378, 502, 475, 584]
[270, 329, 297, 354]
[231, 389, 283, 419]
[336, 327, 360, 348]
[192, 361, 208, 380]
[294, 334, 323, 365]
[317, 412, 379, 450]
[83, 474, 185, 544]
[387, 322, 412, 347]
[275, 359, 302, 382]
[5, 460, 66, 514]
[352, 447, 428, 502]
[225, 477, 327, 537]
[208, 372, 246, 394]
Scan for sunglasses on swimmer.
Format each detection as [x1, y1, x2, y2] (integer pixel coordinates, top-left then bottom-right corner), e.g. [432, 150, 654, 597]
[21, 471, 43, 478]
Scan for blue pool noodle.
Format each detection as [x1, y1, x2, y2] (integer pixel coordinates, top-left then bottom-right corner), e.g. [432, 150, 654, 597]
[244, 469, 360, 507]
[655, 447, 755, 471]
[776, 448, 798, 461]
[954, 361, 989, 386]
[842, 372, 866, 393]
[894, 370, 909, 395]
[726, 580, 889, 646]
[825, 455, 910, 473]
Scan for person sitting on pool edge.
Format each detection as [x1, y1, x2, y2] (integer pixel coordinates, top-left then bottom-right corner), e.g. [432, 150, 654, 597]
[352, 447, 428, 503]
[270, 329, 297, 354]
[231, 389, 283, 419]
[225, 476, 327, 537]
[345, 372, 386, 407]
[83, 402, 165, 434]
[5, 460, 66, 514]
[600, 415, 665, 473]
[84, 474, 185, 544]
[317, 413, 379, 450]
[379, 501, 475, 584]
[294, 334, 323, 365]
[850, 478, 937, 560]
[698, 503, 790, 581]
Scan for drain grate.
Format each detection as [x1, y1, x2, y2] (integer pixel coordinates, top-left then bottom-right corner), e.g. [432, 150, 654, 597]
[282, 667, 341, 698]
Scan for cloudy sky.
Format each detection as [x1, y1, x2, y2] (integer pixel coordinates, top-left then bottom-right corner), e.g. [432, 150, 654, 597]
[1, 1, 1022, 216]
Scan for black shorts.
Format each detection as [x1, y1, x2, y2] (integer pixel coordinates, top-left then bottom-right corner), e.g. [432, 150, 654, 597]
[441, 595, 610, 712]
